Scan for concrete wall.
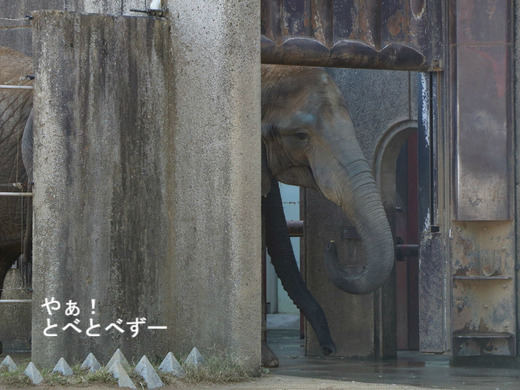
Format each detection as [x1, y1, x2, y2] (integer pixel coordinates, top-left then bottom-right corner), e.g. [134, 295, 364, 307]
[31, 4, 260, 369]
[0, 1, 144, 56]
[303, 69, 418, 357]
[516, 0, 520, 359]
[32, 11, 176, 365]
[163, 0, 261, 365]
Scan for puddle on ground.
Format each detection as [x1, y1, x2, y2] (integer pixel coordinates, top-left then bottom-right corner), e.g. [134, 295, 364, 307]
[267, 330, 520, 390]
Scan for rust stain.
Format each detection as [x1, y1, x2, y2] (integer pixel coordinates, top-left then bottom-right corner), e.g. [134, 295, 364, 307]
[453, 266, 470, 277]
[348, 6, 357, 40]
[458, 0, 475, 42]
[387, 11, 405, 36]
[486, 0, 498, 19]
[310, 0, 330, 46]
[465, 46, 507, 98]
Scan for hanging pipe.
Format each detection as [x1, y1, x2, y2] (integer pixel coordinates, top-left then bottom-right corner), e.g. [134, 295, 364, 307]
[0, 192, 32, 197]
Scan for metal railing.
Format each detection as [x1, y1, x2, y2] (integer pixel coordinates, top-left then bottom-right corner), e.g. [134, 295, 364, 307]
[0, 183, 32, 197]
[0, 85, 33, 90]
[0, 192, 32, 197]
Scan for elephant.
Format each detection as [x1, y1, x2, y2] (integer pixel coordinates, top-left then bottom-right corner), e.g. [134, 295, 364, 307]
[0, 51, 394, 363]
[0, 46, 33, 298]
[261, 64, 394, 362]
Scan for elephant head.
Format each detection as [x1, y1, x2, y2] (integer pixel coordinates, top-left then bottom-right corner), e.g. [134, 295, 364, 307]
[261, 65, 394, 295]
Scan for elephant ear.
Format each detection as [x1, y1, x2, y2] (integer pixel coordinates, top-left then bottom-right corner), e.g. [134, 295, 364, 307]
[261, 141, 272, 197]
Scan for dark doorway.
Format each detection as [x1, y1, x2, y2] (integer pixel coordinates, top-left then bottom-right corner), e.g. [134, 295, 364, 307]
[395, 132, 419, 351]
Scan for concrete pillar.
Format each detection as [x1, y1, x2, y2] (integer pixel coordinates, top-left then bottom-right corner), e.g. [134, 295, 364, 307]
[32, 5, 260, 370]
[31, 12, 176, 366]
[164, 0, 261, 365]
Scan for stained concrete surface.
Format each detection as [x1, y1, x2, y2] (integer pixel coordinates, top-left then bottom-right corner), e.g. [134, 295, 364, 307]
[2, 338, 520, 390]
[31, 6, 260, 369]
[267, 330, 520, 390]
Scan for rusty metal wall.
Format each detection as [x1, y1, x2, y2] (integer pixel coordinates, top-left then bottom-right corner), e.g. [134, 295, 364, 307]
[261, 0, 443, 71]
[452, 0, 513, 221]
[448, 0, 516, 358]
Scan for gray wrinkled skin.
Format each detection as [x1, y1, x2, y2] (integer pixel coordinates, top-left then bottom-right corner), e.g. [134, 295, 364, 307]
[261, 65, 394, 295]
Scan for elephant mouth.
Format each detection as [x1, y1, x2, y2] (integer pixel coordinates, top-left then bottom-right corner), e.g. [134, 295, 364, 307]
[274, 166, 319, 191]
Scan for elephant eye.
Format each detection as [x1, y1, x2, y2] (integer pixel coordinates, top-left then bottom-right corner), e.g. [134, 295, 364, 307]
[294, 131, 309, 141]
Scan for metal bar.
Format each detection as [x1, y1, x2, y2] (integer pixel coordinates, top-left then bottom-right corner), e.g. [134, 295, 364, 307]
[0, 183, 24, 188]
[395, 244, 419, 260]
[0, 85, 33, 90]
[287, 220, 304, 237]
[0, 192, 33, 197]
[0, 299, 32, 303]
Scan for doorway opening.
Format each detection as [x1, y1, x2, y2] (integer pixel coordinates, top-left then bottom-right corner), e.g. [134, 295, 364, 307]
[374, 121, 419, 352]
[395, 132, 419, 350]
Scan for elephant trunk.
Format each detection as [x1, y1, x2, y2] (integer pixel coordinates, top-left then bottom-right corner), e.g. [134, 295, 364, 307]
[313, 145, 394, 295]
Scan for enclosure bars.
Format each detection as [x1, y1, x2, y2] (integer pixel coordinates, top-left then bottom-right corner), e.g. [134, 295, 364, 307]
[0, 183, 33, 197]
[0, 84, 33, 197]
[0, 85, 33, 90]
[0, 193, 32, 197]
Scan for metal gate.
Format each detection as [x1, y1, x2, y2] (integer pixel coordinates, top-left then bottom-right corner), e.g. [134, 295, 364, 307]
[261, 0, 517, 359]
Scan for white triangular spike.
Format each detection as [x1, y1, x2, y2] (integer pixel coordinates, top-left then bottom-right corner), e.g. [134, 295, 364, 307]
[108, 360, 136, 389]
[184, 347, 205, 367]
[134, 355, 149, 375]
[52, 357, 73, 376]
[158, 352, 185, 377]
[106, 348, 130, 369]
[108, 360, 123, 379]
[0, 355, 17, 373]
[24, 362, 43, 385]
[81, 352, 101, 373]
[118, 374, 137, 389]
[135, 355, 164, 388]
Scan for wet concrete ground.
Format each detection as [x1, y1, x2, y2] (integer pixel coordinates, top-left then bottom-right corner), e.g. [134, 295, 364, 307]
[267, 330, 520, 390]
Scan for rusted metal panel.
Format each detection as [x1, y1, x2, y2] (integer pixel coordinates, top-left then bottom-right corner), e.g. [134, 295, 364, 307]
[261, 0, 443, 71]
[454, 44, 513, 220]
[453, 0, 513, 220]
[455, 0, 511, 44]
[448, 0, 516, 358]
[450, 221, 516, 357]
[453, 333, 515, 357]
